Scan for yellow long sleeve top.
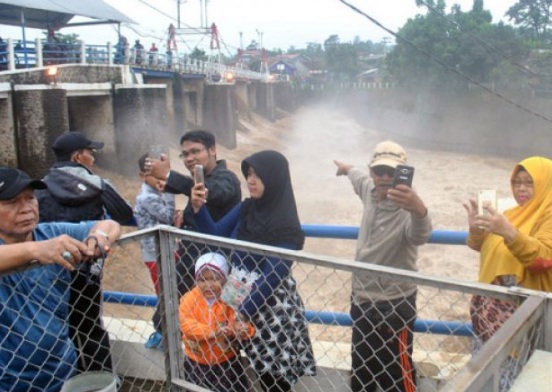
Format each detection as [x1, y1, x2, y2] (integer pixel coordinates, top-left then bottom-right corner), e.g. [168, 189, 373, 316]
[467, 207, 552, 292]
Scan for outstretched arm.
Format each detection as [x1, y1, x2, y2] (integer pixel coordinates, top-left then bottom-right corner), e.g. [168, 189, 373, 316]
[0, 220, 120, 274]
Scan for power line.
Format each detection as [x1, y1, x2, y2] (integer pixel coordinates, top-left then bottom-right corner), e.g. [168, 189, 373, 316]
[131, 0, 219, 39]
[337, 0, 552, 125]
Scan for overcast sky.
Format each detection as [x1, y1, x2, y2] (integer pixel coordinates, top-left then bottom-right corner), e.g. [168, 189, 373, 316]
[2, 0, 515, 54]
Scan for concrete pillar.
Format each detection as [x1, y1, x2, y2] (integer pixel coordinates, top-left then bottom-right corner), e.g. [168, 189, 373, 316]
[113, 84, 168, 175]
[256, 82, 275, 121]
[273, 82, 294, 112]
[67, 95, 115, 167]
[0, 83, 16, 167]
[13, 85, 69, 177]
[203, 84, 236, 149]
[234, 82, 250, 113]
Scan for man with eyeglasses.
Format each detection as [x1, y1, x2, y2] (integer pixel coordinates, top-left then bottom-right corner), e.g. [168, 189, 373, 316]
[36, 131, 133, 375]
[145, 129, 241, 348]
[334, 141, 432, 392]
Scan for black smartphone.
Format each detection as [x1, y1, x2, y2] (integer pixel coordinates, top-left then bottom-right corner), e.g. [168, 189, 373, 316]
[194, 164, 204, 184]
[392, 165, 415, 187]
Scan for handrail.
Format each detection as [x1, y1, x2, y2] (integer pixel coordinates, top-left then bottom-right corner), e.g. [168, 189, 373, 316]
[103, 291, 473, 336]
[301, 224, 468, 245]
[103, 224, 473, 336]
[0, 37, 268, 81]
[104, 223, 474, 337]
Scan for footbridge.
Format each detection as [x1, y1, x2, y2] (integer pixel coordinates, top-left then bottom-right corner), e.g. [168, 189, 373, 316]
[0, 38, 292, 179]
[0, 38, 267, 82]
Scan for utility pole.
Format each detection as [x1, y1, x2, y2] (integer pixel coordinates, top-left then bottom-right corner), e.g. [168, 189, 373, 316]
[177, 0, 181, 28]
[239, 31, 243, 49]
[381, 36, 392, 55]
[255, 29, 263, 50]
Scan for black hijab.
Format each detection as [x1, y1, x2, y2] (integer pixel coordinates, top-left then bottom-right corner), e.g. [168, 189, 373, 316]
[237, 150, 305, 250]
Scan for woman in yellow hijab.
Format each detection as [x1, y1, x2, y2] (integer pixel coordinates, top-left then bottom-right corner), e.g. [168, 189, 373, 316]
[465, 156, 552, 293]
[464, 156, 552, 391]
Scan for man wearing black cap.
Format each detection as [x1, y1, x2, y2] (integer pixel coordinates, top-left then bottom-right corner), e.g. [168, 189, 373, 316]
[0, 166, 121, 391]
[36, 131, 133, 374]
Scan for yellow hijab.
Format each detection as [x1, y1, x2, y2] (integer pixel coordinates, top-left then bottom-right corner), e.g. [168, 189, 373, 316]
[479, 156, 552, 284]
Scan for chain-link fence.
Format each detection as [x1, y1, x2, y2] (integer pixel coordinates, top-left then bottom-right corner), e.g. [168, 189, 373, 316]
[1, 225, 550, 391]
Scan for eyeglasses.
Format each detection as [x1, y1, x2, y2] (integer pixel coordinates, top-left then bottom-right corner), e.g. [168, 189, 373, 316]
[178, 147, 205, 159]
[371, 166, 395, 177]
[511, 180, 534, 188]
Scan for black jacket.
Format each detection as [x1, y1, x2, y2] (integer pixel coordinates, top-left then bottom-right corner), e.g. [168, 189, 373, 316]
[37, 162, 133, 224]
[165, 160, 241, 230]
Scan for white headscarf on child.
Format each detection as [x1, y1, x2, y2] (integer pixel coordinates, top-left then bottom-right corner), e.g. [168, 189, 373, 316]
[194, 252, 229, 280]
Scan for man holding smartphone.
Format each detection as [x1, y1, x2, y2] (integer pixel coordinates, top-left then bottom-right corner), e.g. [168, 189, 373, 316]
[334, 140, 432, 392]
[144, 130, 241, 348]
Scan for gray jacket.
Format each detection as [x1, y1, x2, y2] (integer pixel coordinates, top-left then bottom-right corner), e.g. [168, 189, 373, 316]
[348, 167, 432, 303]
[134, 183, 175, 261]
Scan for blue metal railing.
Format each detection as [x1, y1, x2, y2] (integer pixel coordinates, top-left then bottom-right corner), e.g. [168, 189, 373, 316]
[301, 224, 468, 244]
[104, 225, 473, 337]
[103, 291, 473, 337]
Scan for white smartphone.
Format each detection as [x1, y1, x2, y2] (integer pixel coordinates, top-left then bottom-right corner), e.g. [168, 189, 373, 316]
[477, 190, 497, 215]
[194, 164, 204, 185]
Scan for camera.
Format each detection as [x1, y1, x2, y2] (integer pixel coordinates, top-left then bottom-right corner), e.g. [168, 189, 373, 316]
[392, 165, 415, 187]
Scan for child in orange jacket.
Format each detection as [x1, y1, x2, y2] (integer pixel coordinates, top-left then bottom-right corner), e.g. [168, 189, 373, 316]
[179, 252, 255, 392]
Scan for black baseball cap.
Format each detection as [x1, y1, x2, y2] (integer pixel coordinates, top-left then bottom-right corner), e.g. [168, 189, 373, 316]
[0, 167, 47, 200]
[52, 131, 104, 158]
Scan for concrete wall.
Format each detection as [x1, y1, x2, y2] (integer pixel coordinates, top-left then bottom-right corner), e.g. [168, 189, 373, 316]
[113, 84, 168, 175]
[0, 83, 16, 167]
[256, 82, 276, 121]
[68, 95, 115, 166]
[13, 86, 69, 177]
[204, 84, 236, 149]
[174, 76, 205, 134]
[0, 65, 281, 176]
[0, 64, 123, 85]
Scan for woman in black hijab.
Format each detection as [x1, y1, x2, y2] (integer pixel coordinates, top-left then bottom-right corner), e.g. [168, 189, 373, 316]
[192, 150, 316, 392]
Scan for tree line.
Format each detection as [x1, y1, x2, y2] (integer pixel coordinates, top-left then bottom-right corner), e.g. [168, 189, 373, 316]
[282, 0, 552, 92]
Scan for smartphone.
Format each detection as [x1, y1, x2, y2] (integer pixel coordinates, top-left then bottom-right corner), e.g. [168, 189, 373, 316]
[477, 190, 497, 215]
[392, 165, 415, 187]
[194, 164, 204, 185]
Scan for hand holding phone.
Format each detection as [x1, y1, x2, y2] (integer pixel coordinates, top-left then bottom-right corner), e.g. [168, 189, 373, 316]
[194, 164, 205, 185]
[477, 190, 497, 215]
[392, 165, 415, 187]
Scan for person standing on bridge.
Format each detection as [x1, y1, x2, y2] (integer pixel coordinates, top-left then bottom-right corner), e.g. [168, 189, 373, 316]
[334, 141, 432, 392]
[0, 166, 121, 392]
[190, 150, 317, 392]
[148, 43, 158, 67]
[465, 156, 552, 391]
[36, 131, 133, 375]
[144, 129, 241, 349]
[133, 39, 144, 65]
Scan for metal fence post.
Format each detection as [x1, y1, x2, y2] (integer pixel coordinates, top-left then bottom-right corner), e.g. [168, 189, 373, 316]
[157, 229, 186, 391]
[80, 40, 85, 65]
[35, 38, 42, 67]
[7, 38, 15, 70]
[107, 42, 113, 66]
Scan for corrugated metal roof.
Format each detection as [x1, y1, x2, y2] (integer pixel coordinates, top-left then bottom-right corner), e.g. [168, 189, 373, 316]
[0, 0, 133, 29]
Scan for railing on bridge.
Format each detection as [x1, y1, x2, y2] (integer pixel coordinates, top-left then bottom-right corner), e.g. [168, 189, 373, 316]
[0, 38, 267, 82]
[1, 223, 549, 391]
[100, 225, 550, 392]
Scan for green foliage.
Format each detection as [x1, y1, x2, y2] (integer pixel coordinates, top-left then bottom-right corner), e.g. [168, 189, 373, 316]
[325, 40, 359, 81]
[43, 31, 80, 44]
[386, 0, 528, 90]
[506, 0, 552, 45]
[190, 47, 207, 62]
